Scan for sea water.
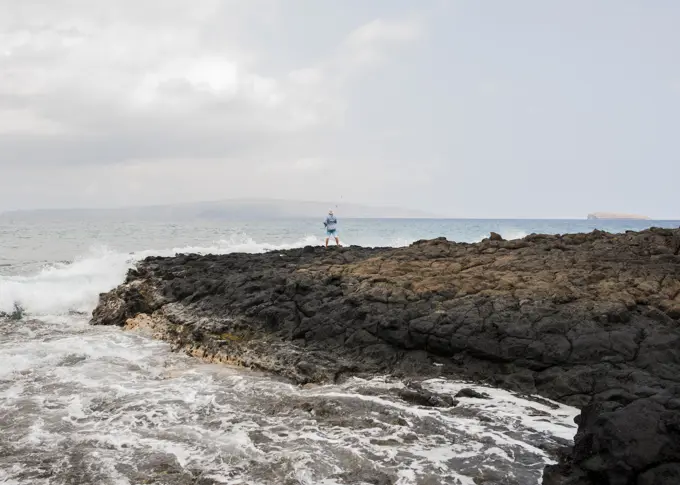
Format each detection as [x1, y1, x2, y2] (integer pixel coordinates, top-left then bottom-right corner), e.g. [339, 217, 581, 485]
[1, 216, 678, 484]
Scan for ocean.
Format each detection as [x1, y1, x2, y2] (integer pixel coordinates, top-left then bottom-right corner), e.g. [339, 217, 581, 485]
[1, 216, 678, 484]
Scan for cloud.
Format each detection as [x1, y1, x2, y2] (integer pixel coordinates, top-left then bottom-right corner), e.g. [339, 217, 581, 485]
[0, 1, 421, 168]
[0, 2, 295, 138]
[0, 1, 426, 210]
[344, 18, 422, 49]
[1, 2, 676, 219]
[331, 17, 423, 81]
[0, 109, 70, 135]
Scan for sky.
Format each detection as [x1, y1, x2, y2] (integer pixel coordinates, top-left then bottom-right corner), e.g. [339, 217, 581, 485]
[1, 0, 679, 218]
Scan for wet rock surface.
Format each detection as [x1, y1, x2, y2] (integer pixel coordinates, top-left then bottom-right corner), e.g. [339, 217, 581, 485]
[398, 381, 458, 408]
[455, 388, 491, 399]
[91, 228, 680, 485]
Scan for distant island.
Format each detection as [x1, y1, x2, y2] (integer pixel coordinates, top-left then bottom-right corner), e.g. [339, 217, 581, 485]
[587, 212, 650, 220]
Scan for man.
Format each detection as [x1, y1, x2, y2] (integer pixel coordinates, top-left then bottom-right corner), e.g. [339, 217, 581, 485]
[324, 209, 341, 248]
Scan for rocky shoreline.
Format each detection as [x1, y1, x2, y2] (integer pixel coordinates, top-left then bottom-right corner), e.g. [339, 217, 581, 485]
[91, 228, 680, 485]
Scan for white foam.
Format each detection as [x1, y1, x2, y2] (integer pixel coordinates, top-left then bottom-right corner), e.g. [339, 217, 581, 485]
[501, 229, 529, 241]
[422, 379, 579, 442]
[0, 234, 319, 315]
[0, 231, 580, 484]
[472, 229, 528, 243]
[0, 228, 535, 316]
[0, 333, 578, 485]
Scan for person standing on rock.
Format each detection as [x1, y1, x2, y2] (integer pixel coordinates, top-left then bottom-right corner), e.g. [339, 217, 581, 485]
[324, 209, 341, 248]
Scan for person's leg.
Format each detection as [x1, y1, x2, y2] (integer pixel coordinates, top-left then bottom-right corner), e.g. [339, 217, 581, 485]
[325, 237, 329, 247]
[335, 236, 341, 246]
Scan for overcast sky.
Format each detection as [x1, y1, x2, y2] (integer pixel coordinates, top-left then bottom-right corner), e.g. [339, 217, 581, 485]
[1, 1, 678, 218]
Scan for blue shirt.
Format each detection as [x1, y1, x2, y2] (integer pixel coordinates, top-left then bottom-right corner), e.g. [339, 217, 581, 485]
[325, 215, 337, 231]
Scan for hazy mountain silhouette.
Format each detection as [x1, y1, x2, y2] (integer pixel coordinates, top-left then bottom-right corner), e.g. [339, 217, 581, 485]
[0, 199, 438, 221]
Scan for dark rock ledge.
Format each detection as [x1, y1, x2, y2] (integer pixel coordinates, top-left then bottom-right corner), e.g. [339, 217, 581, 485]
[91, 228, 680, 485]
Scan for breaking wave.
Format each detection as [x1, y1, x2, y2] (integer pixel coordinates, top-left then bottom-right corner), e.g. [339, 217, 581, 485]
[471, 229, 528, 243]
[0, 314, 578, 485]
[0, 226, 531, 317]
[0, 226, 582, 484]
[0, 234, 319, 316]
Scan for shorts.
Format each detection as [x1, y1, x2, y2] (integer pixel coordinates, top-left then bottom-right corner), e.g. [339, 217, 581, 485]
[326, 229, 338, 237]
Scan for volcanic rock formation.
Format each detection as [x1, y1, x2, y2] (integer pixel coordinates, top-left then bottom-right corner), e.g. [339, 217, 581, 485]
[92, 228, 680, 485]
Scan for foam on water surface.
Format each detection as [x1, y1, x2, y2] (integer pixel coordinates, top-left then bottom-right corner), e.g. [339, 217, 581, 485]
[0, 231, 581, 484]
[0, 234, 320, 315]
[0, 227, 536, 316]
[1, 316, 578, 484]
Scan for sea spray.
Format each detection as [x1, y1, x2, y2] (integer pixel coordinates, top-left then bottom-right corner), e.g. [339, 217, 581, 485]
[0, 234, 318, 316]
[0, 228, 535, 317]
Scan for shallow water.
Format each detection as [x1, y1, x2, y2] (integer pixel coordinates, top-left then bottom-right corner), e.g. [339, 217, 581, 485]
[3, 216, 677, 484]
[0, 316, 578, 485]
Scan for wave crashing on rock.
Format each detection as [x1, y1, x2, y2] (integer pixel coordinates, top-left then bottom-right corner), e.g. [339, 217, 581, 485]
[91, 228, 680, 485]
